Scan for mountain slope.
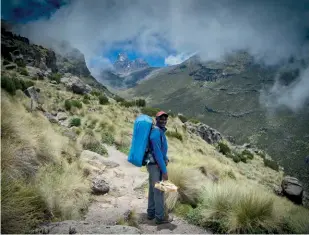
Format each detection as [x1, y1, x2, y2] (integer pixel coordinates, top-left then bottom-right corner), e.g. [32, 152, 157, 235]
[124, 53, 309, 191]
[97, 53, 159, 89]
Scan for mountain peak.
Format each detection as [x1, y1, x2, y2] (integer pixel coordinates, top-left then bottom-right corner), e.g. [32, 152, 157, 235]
[117, 52, 129, 62]
[113, 52, 149, 74]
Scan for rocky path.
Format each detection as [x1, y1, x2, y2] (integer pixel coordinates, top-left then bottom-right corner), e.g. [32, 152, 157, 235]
[39, 145, 210, 234]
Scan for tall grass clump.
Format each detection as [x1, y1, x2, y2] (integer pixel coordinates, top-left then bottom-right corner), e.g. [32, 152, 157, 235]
[164, 163, 206, 212]
[1, 92, 91, 233]
[80, 129, 108, 156]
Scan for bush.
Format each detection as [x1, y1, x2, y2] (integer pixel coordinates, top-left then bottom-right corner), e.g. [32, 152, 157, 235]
[20, 80, 34, 90]
[217, 142, 231, 155]
[81, 131, 108, 156]
[65, 99, 82, 111]
[135, 99, 146, 107]
[1, 76, 34, 95]
[114, 95, 125, 103]
[242, 149, 254, 160]
[64, 100, 72, 111]
[178, 114, 188, 123]
[18, 67, 29, 76]
[263, 158, 279, 171]
[120, 100, 134, 108]
[3, 59, 10, 65]
[48, 73, 61, 84]
[166, 130, 183, 141]
[1, 176, 47, 234]
[189, 118, 200, 124]
[82, 95, 90, 104]
[90, 90, 101, 97]
[98, 94, 109, 105]
[16, 60, 26, 67]
[1, 75, 16, 95]
[232, 154, 241, 163]
[70, 117, 81, 127]
[101, 130, 115, 145]
[141, 107, 161, 117]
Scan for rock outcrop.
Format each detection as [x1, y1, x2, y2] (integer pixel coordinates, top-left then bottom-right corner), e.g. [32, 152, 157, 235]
[60, 73, 92, 94]
[185, 122, 223, 144]
[1, 27, 57, 73]
[91, 176, 110, 195]
[281, 176, 304, 205]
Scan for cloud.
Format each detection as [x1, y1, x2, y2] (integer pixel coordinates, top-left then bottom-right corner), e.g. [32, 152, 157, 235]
[164, 53, 196, 66]
[260, 66, 309, 112]
[12, 0, 309, 111]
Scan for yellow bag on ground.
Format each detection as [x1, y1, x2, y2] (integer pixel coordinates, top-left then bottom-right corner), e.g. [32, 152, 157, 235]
[155, 181, 178, 192]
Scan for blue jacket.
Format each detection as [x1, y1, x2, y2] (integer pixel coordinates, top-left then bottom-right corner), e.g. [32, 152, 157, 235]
[149, 125, 168, 174]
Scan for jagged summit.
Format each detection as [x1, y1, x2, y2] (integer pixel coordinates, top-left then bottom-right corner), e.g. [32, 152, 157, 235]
[113, 52, 149, 74]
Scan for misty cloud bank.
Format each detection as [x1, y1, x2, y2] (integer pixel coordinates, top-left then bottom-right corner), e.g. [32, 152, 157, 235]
[13, 0, 309, 111]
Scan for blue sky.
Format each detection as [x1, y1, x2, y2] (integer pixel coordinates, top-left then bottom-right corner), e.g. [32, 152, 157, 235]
[1, 0, 168, 67]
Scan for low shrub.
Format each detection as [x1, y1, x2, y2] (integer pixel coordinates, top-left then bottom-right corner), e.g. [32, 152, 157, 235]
[48, 73, 61, 84]
[98, 94, 109, 105]
[101, 130, 115, 145]
[263, 158, 279, 171]
[70, 117, 81, 127]
[166, 130, 183, 141]
[141, 107, 161, 117]
[217, 142, 231, 155]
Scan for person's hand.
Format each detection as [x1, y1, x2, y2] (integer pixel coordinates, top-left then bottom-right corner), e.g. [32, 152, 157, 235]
[165, 160, 169, 166]
[162, 173, 168, 181]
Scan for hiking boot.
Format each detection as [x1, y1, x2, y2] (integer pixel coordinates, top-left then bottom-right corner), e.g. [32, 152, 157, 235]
[147, 215, 155, 220]
[155, 216, 173, 224]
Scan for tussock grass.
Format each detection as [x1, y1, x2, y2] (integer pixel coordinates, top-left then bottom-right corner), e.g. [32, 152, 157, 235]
[189, 180, 309, 234]
[1, 91, 91, 233]
[116, 209, 139, 228]
[80, 129, 108, 156]
[35, 161, 91, 220]
[165, 163, 206, 211]
[1, 175, 48, 234]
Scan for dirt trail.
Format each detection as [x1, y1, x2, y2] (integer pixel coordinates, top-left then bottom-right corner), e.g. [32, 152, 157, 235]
[39, 145, 210, 234]
[86, 145, 209, 234]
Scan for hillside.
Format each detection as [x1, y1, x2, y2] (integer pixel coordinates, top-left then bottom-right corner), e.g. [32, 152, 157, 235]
[122, 52, 309, 192]
[1, 30, 309, 234]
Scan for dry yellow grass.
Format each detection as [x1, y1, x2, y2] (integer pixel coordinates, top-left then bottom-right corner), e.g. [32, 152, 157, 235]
[1, 90, 91, 233]
[2, 75, 308, 234]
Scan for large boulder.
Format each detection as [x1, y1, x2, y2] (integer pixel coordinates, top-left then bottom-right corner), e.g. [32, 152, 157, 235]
[281, 176, 304, 205]
[185, 122, 223, 144]
[91, 176, 110, 195]
[61, 74, 92, 94]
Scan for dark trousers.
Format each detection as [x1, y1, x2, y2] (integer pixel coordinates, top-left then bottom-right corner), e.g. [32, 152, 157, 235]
[146, 164, 165, 220]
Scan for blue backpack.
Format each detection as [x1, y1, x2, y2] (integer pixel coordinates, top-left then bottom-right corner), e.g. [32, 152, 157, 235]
[128, 114, 154, 167]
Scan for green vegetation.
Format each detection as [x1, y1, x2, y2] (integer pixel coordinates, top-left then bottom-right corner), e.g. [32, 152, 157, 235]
[217, 142, 231, 155]
[1, 75, 34, 95]
[81, 130, 108, 156]
[141, 106, 161, 117]
[18, 67, 29, 76]
[70, 117, 81, 127]
[48, 73, 62, 84]
[98, 94, 109, 105]
[101, 130, 115, 145]
[166, 130, 183, 141]
[64, 99, 83, 111]
[264, 158, 279, 171]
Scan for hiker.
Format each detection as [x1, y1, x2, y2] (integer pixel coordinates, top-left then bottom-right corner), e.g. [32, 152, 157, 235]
[144, 111, 173, 224]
